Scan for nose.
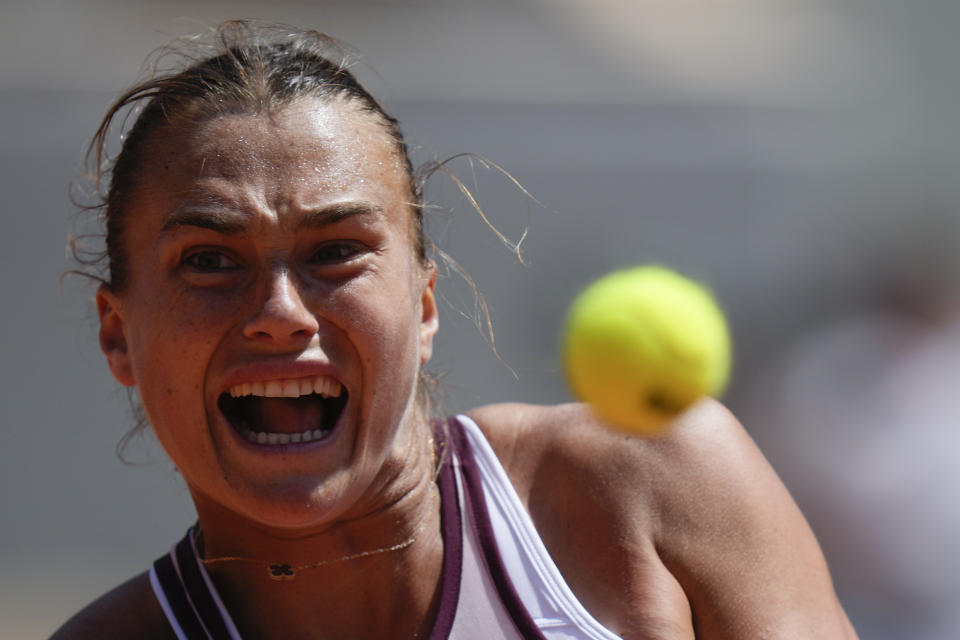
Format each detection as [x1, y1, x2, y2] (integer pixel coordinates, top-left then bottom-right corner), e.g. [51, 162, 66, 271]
[242, 268, 319, 346]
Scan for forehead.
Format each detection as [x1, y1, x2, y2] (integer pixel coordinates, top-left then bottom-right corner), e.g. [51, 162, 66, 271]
[136, 97, 410, 216]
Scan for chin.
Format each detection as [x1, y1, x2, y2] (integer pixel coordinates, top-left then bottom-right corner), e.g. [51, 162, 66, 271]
[195, 467, 370, 534]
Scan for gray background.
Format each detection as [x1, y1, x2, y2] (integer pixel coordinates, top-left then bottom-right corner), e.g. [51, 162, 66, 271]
[3, 1, 959, 637]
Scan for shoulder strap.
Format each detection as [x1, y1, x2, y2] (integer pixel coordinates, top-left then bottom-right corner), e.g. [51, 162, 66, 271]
[427, 418, 464, 640]
[150, 528, 239, 640]
[445, 416, 549, 640]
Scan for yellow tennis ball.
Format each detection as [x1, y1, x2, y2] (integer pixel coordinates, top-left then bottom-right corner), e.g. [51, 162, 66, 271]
[563, 266, 731, 435]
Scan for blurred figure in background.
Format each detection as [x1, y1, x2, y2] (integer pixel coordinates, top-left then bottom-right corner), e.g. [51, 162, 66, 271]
[743, 267, 960, 640]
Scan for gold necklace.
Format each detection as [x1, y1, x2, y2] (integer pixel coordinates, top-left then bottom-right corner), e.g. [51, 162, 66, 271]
[197, 526, 423, 581]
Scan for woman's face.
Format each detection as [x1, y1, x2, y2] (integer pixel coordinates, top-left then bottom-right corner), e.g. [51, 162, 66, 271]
[97, 97, 439, 530]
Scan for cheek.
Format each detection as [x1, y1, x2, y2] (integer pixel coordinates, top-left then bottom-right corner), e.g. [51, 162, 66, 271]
[126, 288, 242, 399]
[335, 276, 423, 380]
[123, 292, 242, 466]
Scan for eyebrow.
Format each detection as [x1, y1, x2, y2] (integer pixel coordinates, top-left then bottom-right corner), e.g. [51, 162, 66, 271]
[160, 201, 385, 234]
[298, 202, 385, 229]
[161, 207, 248, 234]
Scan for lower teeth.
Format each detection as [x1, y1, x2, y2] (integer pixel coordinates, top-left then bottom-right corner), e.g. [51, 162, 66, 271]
[244, 428, 327, 446]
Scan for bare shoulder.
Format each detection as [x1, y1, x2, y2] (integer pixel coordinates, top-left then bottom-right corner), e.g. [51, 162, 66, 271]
[466, 400, 858, 639]
[50, 571, 174, 640]
[466, 401, 697, 636]
[465, 399, 747, 514]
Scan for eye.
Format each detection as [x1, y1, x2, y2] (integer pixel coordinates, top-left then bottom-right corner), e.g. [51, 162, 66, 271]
[183, 250, 241, 272]
[309, 242, 364, 264]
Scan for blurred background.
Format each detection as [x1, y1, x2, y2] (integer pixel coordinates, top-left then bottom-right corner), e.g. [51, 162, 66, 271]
[2, 0, 958, 637]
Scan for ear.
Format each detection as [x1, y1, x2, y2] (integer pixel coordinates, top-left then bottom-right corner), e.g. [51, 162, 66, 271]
[418, 262, 439, 366]
[96, 284, 136, 387]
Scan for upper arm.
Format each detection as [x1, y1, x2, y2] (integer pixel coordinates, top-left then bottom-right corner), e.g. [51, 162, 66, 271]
[645, 400, 857, 639]
[470, 400, 857, 639]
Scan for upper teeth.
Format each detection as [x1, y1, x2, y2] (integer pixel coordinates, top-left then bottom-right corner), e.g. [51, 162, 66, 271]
[228, 375, 342, 399]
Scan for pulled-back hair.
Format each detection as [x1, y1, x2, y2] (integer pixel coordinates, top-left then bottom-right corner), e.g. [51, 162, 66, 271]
[80, 20, 423, 292]
[73, 22, 523, 452]
[74, 21, 451, 456]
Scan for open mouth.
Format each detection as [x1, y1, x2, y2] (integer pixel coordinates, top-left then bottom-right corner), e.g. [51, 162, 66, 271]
[217, 375, 348, 446]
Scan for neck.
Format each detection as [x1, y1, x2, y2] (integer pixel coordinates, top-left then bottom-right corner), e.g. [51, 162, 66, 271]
[190, 425, 446, 639]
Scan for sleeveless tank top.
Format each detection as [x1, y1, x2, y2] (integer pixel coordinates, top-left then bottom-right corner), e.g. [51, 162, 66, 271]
[150, 415, 622, 639]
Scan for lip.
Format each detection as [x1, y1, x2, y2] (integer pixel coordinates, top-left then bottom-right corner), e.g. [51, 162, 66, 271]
[223, 409, 348, 453]
[215, 392, 350, 455]
[217, 359, 346, 394]
[213, 358, 351, 452]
